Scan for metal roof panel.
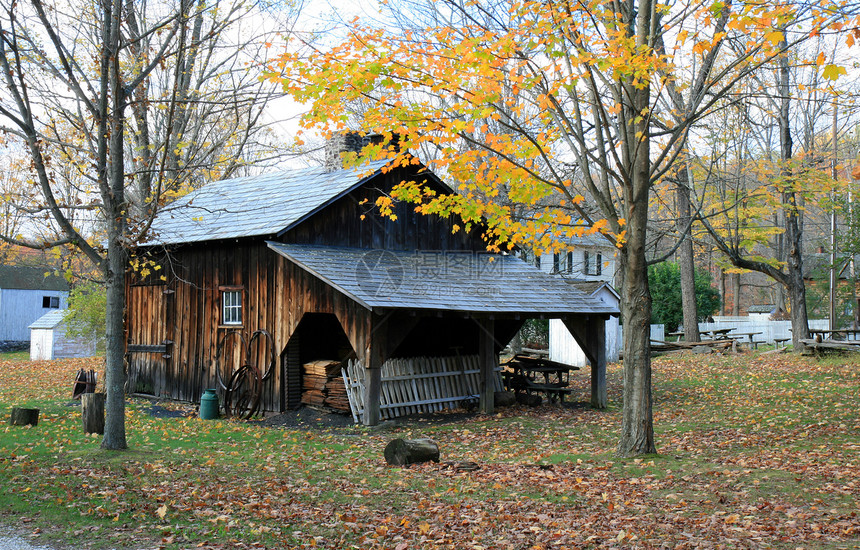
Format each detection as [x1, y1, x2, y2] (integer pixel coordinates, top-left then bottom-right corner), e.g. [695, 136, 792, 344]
[267, 242, 619, 316]
[146, 161, 390, 245]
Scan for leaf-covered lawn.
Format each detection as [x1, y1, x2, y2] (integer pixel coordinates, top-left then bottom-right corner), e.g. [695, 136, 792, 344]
[0, 353, 857, 549]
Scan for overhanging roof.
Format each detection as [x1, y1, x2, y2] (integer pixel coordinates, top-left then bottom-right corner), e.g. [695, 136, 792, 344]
[267, 242, 619, 316]
[568, 280, 620, 301]
[145, 160, 392, 245]
[29, 309, 68, 329]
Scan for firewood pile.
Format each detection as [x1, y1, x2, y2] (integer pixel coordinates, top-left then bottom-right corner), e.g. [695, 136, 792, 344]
[302, 359, 350, 412]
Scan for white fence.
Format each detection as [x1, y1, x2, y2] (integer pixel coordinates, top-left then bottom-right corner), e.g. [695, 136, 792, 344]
[696, 319, 828, 344]
[342, 355, 504, 424]
[552, 319, 828, 364]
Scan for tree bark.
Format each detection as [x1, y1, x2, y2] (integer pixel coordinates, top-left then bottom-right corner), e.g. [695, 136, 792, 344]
[732, 273, 741, 316]
[384, 438, 440, 466]
[778, 41, 809, 347]
[677, 163, 700, 342]
[82, 393, 106, 434]
[617, 64, 656, 457]
[101, 0, 128, 450]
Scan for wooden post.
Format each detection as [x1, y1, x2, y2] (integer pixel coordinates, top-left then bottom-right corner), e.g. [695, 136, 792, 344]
[82, 392, 106, 434]
[9, 407, 39, 426]
[477, 318, 496, 414]
[588, 318, 607, 409]
[363, 317, 387, 426]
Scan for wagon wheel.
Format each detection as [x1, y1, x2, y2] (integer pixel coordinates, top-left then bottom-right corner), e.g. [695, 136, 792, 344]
[224, 364, 262, 420]
[248, 329, 276, 382]
[214, 330, 247, 391]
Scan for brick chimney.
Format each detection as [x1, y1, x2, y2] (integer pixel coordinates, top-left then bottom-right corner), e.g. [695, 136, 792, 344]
[324, 131, 401, 172]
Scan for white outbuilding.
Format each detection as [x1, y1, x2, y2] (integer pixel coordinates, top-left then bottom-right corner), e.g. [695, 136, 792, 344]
[29, 310, 95, 360]
[550, 281, 621, 365]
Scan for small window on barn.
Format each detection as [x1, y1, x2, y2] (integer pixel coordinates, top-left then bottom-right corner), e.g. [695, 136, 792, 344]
[222, 289, 243, 326]
[42, 296, 59, 309]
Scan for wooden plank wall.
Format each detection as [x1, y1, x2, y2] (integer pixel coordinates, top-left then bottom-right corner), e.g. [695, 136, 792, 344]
[283, 166, 487, 252]
[126, 285, 168, 396]
[127, 166, 498, 412]
[126, 241, 372, 412]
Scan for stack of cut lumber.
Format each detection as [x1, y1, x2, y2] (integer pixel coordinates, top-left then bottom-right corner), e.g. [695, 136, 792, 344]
[650, 339, 735, 356]
[301, 359, 349, 412]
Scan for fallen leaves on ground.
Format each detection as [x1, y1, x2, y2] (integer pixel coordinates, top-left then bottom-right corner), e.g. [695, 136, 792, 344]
[0, 352, 857, 548]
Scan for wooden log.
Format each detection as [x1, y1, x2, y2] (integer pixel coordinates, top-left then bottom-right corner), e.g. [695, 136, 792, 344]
[9, 407, 39, 426]
[82, 392, 105, 435]
[384, 438, 440, 466]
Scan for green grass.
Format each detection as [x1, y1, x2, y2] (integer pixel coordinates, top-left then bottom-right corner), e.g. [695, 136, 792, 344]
[0, 353, 858, 549]
[0, 349, 29, 361]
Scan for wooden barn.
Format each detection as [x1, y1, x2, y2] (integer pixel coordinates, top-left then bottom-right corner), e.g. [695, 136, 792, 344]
[127, 136, 617, 424]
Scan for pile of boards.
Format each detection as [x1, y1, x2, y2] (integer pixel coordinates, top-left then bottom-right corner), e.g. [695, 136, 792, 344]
[302, 359, 349, 412]
[650, 339, 735, 356]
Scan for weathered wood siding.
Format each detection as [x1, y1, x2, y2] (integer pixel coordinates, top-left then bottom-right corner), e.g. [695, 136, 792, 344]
[283, 166, 486, 251]
[126, 167, 487, 411]
[127, 241, 373, 412]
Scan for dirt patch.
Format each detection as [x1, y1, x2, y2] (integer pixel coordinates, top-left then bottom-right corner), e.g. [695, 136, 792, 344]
[142, 395, 492, 431]
[258, 407, 355, 429]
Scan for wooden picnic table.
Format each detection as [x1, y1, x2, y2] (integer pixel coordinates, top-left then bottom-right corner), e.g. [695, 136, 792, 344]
[731, 331, 762, 343]
[731, 331, 764, 349]
[701, 328, 734, 340]
[668, 328, 733, 341]
[504, 355, 580, 403]
[809, 329, 860, 342]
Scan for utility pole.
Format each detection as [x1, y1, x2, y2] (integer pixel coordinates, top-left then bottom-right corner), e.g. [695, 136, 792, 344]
[830, 99, 838, 331]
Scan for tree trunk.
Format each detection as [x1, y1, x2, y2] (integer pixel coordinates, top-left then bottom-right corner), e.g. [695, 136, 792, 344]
[82, 392, 106, 435]
[101, 0, 128, 450]
[617, 246, 656, 456]
[384, 438, 440, 466]
[617, 68, 656, 457]
[786, 214, 810, 345]
[732, 273, 741, 315]
[778, 40, 809, 348]
[677, 163, 700, 342]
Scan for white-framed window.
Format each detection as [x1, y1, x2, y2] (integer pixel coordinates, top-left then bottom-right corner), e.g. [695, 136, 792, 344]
[221, 289, 242, 325]
[42, 296, 60, 308]
[583, 251, 602, 276]
[552, 252, 574, 274]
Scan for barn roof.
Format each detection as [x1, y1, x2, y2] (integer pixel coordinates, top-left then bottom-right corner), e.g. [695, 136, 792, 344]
[28, 309, 68, 329]
[146, 160, 392, 245]
[267, 242, 618, 316]
[0, 265, 69, 291]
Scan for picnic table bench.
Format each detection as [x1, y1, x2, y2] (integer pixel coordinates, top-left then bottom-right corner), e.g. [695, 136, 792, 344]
[730, 331, 764, 349]
[503, 354, 580, 403]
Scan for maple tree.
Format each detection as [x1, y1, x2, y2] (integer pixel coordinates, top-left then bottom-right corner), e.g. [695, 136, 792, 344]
[695, 45, 859, 343]
[275, 0, 859, 456]
[0, 0, 299, 449]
